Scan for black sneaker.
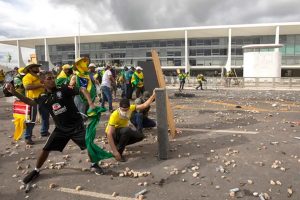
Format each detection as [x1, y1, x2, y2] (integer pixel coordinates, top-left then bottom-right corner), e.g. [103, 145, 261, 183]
[25, 138, 35, 145]
[23, 170, 39, 184]
[90, 164, 105, 175]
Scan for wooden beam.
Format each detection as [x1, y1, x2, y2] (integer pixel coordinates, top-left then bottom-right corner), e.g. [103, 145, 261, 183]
[151, 49, 177, 138]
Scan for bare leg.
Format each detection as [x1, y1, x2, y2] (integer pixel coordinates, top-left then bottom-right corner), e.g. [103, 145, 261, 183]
[36, 150, 49, 168]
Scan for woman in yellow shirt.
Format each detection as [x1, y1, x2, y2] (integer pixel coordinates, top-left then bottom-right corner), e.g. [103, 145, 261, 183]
[106, 92, 155, 162]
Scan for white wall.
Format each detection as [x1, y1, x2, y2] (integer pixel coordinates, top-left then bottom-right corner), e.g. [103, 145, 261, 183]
[243, 51, 281, 77]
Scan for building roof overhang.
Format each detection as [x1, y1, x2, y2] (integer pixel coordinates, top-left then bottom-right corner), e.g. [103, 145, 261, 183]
[1, 22, 300, 48]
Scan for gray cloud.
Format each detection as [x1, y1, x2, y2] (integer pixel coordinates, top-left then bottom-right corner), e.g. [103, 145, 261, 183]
[1, 0, 300, 39]
[50, 0, 300, 31]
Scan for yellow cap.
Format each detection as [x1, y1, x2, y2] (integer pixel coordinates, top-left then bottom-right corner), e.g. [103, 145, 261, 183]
[62, 64, 72, 70]
[18, 67, 25, 74]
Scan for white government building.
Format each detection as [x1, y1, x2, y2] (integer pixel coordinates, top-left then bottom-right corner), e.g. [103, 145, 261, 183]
[0, 22, 300, 77]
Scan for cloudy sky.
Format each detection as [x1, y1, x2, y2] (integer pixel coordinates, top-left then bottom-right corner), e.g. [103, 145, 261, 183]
[0, 0, 300, 67]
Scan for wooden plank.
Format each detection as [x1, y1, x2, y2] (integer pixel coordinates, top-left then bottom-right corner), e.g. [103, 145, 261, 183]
[151, 49, 177, 138]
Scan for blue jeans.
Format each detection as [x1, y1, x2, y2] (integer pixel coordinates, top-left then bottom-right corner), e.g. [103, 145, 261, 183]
[101, 86, 113, 111]
[24, 104, 50, 139]
[130, 112, 156, 132]
[74, 95, 88, 120]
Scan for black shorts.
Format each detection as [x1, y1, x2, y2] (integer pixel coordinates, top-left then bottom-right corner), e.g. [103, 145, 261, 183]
[43, 124, 86, 152]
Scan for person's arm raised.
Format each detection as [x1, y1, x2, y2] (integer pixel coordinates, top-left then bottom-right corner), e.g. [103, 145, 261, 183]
[136, 91, 155, 111]
[5, 83, 36, 106]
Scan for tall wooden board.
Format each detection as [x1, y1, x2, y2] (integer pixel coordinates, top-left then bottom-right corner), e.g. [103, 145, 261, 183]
[151, 50, 177, 138]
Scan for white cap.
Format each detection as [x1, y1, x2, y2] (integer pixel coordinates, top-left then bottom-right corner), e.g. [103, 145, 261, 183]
[88, 63, 96, 68]
[136, 66, 143, 71]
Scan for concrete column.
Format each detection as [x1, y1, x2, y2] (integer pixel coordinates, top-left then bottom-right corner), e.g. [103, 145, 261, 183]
[185, 30, 189, 73]
[44, 38, 55, 70]
[44, 38, 48, 62]
[226, 28, 232, 72]
[275, 26, 280, 52]
[17, 40, 26, 67]
[74, 36, 78, 60]
[155, 88, 169, 160]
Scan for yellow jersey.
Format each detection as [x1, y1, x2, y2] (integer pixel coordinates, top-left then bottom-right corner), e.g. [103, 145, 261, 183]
[105, 105, 136, 133]
[22, 73, 44, 99]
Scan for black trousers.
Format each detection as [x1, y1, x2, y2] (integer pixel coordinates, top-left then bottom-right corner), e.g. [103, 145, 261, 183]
[126, 83, 133, 99]
[196, 81, 203, 90]
[179, 81, 185, 90]
[113, 127, 145, 155]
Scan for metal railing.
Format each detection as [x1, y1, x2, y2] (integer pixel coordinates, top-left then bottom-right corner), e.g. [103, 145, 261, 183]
[164, 76, 300, 89]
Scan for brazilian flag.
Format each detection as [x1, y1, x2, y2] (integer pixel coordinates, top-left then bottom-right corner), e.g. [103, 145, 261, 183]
[131, 72, 144, 88]
[85, 106, 113, 163]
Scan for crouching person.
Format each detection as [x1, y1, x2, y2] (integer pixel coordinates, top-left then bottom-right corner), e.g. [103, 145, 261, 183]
[130, 91, 156, 133]
[106, 92, 155, 162]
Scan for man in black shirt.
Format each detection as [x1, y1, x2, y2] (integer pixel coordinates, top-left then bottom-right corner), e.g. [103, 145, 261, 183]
[5, 72, 107, 185]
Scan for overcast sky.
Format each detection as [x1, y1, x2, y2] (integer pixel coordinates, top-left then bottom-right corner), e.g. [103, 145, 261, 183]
[1, 0, 300, 67]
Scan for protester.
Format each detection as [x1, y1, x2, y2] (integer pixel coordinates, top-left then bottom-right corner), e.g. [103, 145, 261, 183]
[196, 74, 207, 90]
[125, 66, 134, 99]
[70, 58, 97, 118]
[118, 66, 127, 98]
[110, 66, 117, 100]
[106, 92, 155, 162]
[22, 63, 50, 145]
[100, 65, 114, 112]
[131, 66, 144, 98]
[14, 67, 26, 95]
[12, 67, 27, 141]
[5, 71, 113, 184]
[0, 69, 5, 84]
[130, 91, 156, 133]
[178, 70, 188, 91]
[55, 64, 73, 87]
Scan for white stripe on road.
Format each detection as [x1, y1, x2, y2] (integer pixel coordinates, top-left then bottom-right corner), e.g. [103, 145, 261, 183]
[179, 128, 258, 135]
[56, 187, 136, 200]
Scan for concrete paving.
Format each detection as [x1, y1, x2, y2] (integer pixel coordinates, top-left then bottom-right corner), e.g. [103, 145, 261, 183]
[0, 89, 299, 200]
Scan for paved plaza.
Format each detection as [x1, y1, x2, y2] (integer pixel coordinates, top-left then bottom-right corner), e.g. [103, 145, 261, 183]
[0, 89, 299, 200]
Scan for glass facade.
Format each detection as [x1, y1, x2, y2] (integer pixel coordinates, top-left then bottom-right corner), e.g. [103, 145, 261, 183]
[35, 34, 300, 67]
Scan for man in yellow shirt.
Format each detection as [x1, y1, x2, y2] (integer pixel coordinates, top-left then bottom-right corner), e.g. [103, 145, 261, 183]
[106, 92, 155, 162]
[22, 63, 50, 145]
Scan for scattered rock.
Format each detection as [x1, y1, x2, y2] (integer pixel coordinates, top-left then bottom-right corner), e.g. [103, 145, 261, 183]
[112, 192, 118, 197]
[253, 192, 259, 197]
[192, 172, 200, 178]
[287, 188, 293, 197]
[12, 174, 18, 178]
[49, 183, 57, 189]
[75, 186, 83, 191]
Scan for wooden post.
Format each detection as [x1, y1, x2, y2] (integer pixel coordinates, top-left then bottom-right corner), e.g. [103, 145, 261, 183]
[151, 49, 177, 138]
